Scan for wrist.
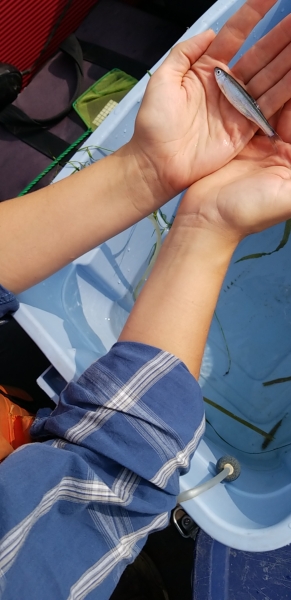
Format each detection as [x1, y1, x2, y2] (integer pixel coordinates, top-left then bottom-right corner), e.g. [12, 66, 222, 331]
[168, 219, 238, 274]
[120, 215, 237, 378]
[117, 140, 171, 217]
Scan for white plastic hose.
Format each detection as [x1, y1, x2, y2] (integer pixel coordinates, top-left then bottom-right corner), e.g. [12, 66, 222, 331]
[177, 464, 234, 503]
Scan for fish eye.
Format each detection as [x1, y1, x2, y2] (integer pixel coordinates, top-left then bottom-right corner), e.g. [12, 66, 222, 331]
[216, 68, 222, 75]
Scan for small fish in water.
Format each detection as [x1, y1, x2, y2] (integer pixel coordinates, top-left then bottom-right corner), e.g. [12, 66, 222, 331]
[261, 417, 284, 450]
[214, 66, 281, 142]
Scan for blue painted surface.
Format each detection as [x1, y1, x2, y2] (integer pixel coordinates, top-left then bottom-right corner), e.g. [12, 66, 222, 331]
[193, 529, 291, 599]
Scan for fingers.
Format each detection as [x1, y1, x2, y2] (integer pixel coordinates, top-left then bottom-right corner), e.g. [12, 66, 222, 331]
[257, 69, 291, 123]
[246, 41, 291, 100]
[160, 30, 215, 78]
[233, 13, 291, 86]
[277, 99, 291, 143]
[206, 0, 277, 63]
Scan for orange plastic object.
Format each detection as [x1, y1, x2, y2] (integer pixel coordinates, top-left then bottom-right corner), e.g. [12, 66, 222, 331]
[0, 385, 35, 461]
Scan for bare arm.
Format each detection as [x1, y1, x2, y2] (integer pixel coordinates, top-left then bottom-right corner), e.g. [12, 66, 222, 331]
[119, 223, 235, 379]
[120, 103, 291, 378]
[1, 0, 291, 294]
[0, 145, 155, 293]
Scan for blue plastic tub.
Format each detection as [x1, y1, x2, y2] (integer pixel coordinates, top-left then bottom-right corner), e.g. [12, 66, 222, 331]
[193, 529, 291, 599]
[15, 0, 291, 551]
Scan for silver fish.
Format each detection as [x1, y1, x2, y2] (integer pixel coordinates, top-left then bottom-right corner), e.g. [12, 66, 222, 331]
[214, 66, 280, 140]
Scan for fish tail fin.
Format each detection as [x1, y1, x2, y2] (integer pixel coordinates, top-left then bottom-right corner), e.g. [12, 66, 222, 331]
[269, 131, 282, 152]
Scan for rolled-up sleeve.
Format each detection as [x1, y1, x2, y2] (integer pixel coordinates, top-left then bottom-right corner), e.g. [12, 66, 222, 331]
[0, 337, 204, 599]
[0, 284, 19, 317]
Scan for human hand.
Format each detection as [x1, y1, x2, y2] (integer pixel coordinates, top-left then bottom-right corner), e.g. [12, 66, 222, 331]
[129, 0, 291, 208]
[175, 98, 291, 247]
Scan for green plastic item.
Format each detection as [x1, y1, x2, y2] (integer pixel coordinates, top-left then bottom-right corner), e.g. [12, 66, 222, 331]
[18, 70, 137, 197]
[73, 69, 137, 130]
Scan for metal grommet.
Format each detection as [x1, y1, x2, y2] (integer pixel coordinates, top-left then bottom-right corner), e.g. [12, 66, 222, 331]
[172, 506, 199, 540]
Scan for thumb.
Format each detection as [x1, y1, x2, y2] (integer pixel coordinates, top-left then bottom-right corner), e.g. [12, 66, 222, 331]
[160, 30, 216, 78]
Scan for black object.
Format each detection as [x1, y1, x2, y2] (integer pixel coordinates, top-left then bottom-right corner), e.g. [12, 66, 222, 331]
[172, 507, 199, 540]
[0, 64, 22, 111]
[110, 551, 169, 600]
[0, 35, 84, 160]
[0, 36, 83, 129]
[180, 514, 198, 537]
[79, 39, 151, 80]
[0, 104, 74, 160]
[0, 0, 75, 112]
[135, 0, 217, 27]
[144, 515, 195, 600]
[0, 316, 53, 411]
[0, 35, 151, 161]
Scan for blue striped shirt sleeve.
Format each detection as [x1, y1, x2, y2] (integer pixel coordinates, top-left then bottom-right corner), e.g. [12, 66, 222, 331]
[0, 286, 204, 600]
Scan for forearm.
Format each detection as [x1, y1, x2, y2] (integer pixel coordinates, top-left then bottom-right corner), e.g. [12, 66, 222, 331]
[0, 142, 163, 294]
[119, 220, 237, 379]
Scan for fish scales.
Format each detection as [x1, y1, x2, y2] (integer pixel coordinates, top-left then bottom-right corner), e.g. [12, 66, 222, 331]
[214, 66, 280, 140]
